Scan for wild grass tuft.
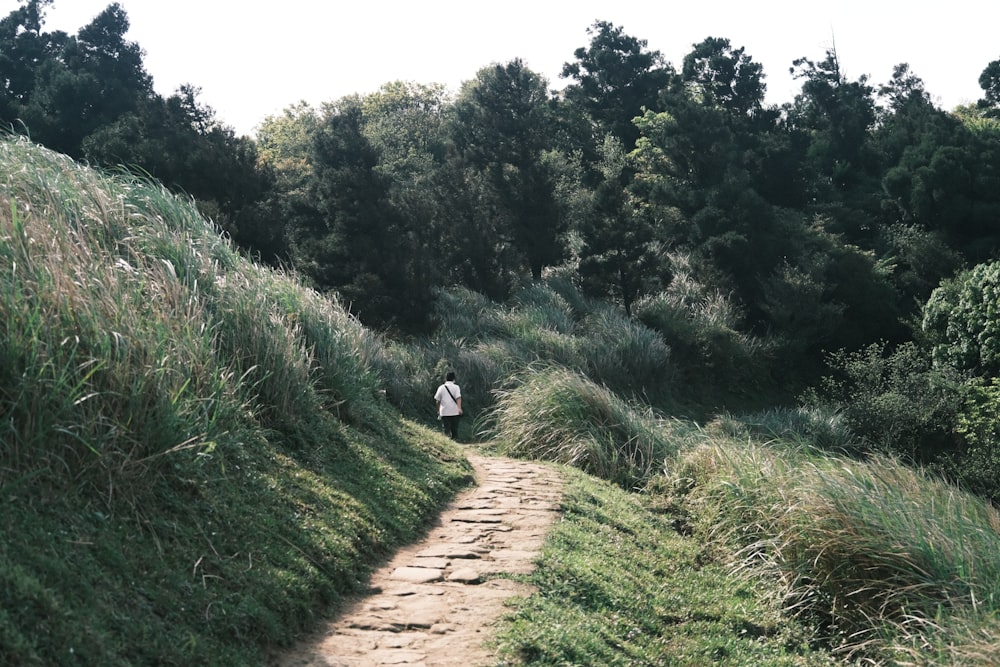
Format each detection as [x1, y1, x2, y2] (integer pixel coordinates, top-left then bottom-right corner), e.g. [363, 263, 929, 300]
[712, 405, 855, 452]
[579, 303, 672, 399]
[633, 257, 779, 409]
[486, 366, 679, 489]
[667, 434, 1000, 663]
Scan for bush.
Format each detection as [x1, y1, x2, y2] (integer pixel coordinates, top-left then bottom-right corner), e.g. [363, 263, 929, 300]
[923, 261, 1000, 375]
[929, 377, 1000, 502]
[811, 341, 965, 462]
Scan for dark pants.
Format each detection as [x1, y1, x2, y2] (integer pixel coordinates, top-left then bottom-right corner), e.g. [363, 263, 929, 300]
[441, 415, 460, 440]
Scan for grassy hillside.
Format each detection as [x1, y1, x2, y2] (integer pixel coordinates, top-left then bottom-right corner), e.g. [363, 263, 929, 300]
[491, 464, 839, 665]
[483, 370, 1000, 664]
[0, 137, 472, 665]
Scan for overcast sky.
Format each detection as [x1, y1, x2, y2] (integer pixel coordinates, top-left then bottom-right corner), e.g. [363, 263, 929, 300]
[5, 0, 998, 136]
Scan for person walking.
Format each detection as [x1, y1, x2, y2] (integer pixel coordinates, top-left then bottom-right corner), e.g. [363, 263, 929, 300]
[434, 371, 462, 440]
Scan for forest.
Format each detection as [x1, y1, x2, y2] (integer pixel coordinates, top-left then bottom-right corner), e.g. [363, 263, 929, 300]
[5, 0, 1000, 502]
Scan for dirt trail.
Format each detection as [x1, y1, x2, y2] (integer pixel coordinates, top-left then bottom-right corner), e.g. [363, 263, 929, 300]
[273, 450, 564, 667]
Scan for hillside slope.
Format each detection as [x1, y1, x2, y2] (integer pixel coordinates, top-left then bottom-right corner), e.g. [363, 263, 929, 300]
[0, 137, 472, 665]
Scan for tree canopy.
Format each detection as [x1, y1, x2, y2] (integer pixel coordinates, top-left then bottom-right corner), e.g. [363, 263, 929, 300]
[6, 3, 1000, 361]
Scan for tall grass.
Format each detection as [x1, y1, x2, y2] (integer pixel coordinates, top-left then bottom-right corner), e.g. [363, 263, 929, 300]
[380, 281, 676, 428]
[668, 430, 1000, 662]
[633, 254, 780, 409]
[1, 138, 245, 489]
[712, 405, 855, 453]
[579, 303, 673, 399]
[0, 135, 393, 492]
[486, 366, 681, 489]
[0, 136, 472, 664]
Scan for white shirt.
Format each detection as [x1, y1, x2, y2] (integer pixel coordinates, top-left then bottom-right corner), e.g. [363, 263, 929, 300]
[434, 381, 462, 417]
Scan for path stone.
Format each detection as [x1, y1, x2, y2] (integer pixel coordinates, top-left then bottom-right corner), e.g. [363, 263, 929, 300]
[391, 567, 444, 584]
[272, 450, 564, 667]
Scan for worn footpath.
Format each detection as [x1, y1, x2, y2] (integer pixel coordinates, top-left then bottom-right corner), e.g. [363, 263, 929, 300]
[274, 450, 565, 667]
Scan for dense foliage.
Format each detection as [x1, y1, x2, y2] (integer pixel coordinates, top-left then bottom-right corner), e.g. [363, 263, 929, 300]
[6, 0, 1000, 493]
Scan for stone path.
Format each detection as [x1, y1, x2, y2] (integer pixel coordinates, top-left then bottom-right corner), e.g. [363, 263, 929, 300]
[273, 451, 564, 667]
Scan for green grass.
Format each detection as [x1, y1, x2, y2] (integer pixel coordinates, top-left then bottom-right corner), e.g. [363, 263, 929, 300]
[491, 467, 839, 666]
[486, 366, 681, 490]
[0, 136, 473, 665]
[488, 379, 1000, 665]
[0, 416, 471, 666]
[666, 427, 1000, 664]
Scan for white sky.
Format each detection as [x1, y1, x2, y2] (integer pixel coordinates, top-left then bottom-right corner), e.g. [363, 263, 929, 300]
[5, 0, 999, 136]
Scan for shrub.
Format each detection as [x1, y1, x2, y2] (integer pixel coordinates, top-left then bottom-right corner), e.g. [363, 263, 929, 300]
[923, 261, 1000, 375]
[928, 376, 1000, 502]
[812, 341, 965, 462]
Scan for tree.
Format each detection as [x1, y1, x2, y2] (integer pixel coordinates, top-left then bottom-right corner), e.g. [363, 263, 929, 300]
[978, 59, 1000, 117]
[452, 59, 567, 281]
[253, 102, 322, 263]
[288, 95, 440, 329]
[0, 2, 272, 258]
[876, 95, 1000, 282]
[18, 2, 152, 156]
[875, 110, 1000, 266]
[561, 20, 674, 151]
[676, 37, 797, 207]
[632, 46, 785, 307]
[682, 37, 766, 117]
[788, 48, 878, 203]
[0, 0, 55, 126]
[577, 136, 664, 315]
[300, 98, 391, 295]
[359, 81, 454, 324]
[877, 63, 932, 114]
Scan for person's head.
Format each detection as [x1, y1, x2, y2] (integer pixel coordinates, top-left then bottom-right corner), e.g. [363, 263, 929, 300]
[446, 371, 456, 382]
